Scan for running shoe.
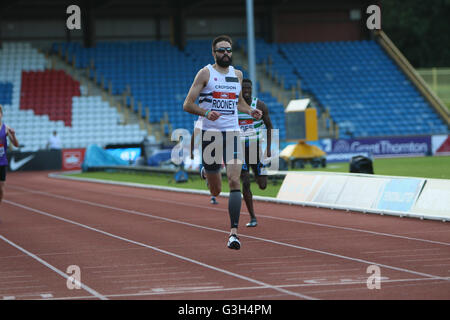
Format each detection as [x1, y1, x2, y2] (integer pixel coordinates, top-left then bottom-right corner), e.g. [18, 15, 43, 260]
[227, 234, 241, 250]
[210, 196, 218, 204]
[246, 218, 258, 227]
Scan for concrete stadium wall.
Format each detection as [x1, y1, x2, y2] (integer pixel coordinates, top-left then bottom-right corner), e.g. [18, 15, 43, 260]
[274, 11, 364, 42]
[1, 16, 262, 49]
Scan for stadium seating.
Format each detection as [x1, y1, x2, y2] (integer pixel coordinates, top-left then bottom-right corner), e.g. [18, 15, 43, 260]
[53, 38, 449, 140]
[0, 42, 148, 151]
[53, 41, 200, 127]
[20, 70, 80, 126]
[52, 40, 286, 140]
[239, 39, 449, 138]
[237, 38, 299, 91]
[0, 82, 13, 106]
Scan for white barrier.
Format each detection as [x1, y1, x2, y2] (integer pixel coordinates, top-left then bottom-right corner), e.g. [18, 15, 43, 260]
[412, 179, 450, 219]
[50, 170, 449, 222]
[335, 176, 389, 209]
[277, 172, 448, 222]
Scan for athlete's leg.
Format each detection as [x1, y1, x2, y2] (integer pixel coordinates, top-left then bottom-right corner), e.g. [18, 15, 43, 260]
[226, 161, 242, 236]
[221, 131, 244, 249]
[256, 174, 267, 190]
[201, 130, 223, 197]
[255, 140, 267, 190]
[0, 166, 5, 205]
[0, 181, 4, 204]
[205, 170, 221, 196]
[241, 170, 256, 220]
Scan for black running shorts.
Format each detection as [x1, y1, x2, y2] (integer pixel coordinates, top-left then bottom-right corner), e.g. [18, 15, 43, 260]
[201, 130, 242, 173]
[0, 166, 6, 182]
[241, 139, 266, 176]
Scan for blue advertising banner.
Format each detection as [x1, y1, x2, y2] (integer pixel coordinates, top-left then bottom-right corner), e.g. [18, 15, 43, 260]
[106, 147, 141, 163]
[376, 178, 424, 212]
[320, 136, 432, 162]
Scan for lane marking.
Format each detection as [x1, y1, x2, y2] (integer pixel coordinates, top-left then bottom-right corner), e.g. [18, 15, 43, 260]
[0, 234, 107, 300]
[9, 184, 450, 247]
[4, 189, 450, 281]
[3, 200, 316, 300]
[31, 277, 450, 300]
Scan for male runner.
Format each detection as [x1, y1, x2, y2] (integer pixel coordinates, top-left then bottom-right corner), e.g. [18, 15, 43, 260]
[239, 79, 273, 227]
[0, 104, 20, 207]
[183, 35, 262, 250]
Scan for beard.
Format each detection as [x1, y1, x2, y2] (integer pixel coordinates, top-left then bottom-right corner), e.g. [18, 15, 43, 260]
[216, 54, 232, 68]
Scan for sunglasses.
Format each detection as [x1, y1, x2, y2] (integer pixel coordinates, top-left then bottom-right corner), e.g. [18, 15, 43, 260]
[214, 47, 232, 53]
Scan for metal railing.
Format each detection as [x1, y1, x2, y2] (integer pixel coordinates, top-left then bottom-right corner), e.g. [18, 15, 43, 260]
[417, 68, 450, 109]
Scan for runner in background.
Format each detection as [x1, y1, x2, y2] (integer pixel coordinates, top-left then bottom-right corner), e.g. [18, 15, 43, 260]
[0, 104, 20, 207]
[239, 79, 273, 227]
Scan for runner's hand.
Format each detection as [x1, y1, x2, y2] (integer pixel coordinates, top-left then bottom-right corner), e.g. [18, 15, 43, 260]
[207, 111, 221, 121]
[250, 108, 262, 120]
[6, 126, 15, 136]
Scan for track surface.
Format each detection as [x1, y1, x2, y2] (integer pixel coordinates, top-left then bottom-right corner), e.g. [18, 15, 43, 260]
[0, 171, 449, 300]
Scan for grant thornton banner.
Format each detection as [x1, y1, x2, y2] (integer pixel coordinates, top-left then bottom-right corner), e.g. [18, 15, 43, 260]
[320, 136, 432, 162]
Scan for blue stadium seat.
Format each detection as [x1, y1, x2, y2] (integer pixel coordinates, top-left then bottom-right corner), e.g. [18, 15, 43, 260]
[52, 38, 448, 139]
[52, 39, 286, 137]
[273, 40, 448, 137]
[0, 82, 13, 105]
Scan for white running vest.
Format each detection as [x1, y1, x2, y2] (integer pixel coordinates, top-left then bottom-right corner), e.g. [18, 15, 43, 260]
[198, 64, 241, 131]
[238, 97, 265, 142]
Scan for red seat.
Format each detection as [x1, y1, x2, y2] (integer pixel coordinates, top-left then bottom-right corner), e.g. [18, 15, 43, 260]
[20, 70, 80, 126]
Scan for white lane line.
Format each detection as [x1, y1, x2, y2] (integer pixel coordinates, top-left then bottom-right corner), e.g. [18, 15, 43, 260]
[3, 200, 316, 300]
[9, 184, 450, 247]
[40, 276, 450, 300]
[363, 248, 442, 254]
[0, 234, 107, 300]
[5, 189, 450, 281]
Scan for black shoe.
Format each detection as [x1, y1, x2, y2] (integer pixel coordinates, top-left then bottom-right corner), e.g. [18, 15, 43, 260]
[227, 234, 241, 250]
[246, 218, 258, 227]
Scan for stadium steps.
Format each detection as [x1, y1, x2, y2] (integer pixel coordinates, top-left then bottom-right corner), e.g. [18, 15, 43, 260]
[277, 39, 449, 138]
[256, 56, 335, 139]
[375, 30, 450, 127]
[47, 52, 163, 142]
[1, 42, 149, 151]
[235, 42, 335, 140]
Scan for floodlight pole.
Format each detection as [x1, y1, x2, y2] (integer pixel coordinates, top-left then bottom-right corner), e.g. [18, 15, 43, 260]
[246, 0, 257, 88]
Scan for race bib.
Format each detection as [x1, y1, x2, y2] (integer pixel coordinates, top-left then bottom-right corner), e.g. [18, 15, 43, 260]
[239, 119, 255, 136]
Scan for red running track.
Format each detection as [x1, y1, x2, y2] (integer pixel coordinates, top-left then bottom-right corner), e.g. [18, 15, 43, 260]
[0, 171, 449, 300]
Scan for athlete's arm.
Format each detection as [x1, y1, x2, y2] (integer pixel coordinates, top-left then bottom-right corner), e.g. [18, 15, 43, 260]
[6, 126, 19, 148]
[183, 68, 221, 121]
[257, 100, 273, 157]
